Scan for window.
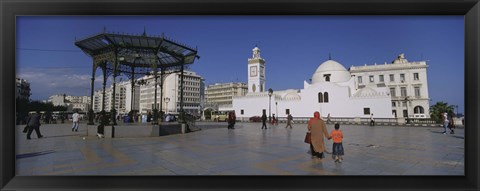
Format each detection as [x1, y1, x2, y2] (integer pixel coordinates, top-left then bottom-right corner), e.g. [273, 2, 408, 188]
[358, 76, 363, 84]
[324, 74, 331, 82]
[389, 74, 394, 82]
[414, 106, 425, 114]
[390, 88, 396, 97]
[379, 75, 384, 82]
[392, 102, 396, 107]
[401, 87, 407, 97]
[414, 73, 419, 80]
[363, 108, 371, 115]
[324, 92, 329, 103]
[400, 74, 405, 82]
[241, 110, 244, 115]
[414, 87, 421, 97]
[318, 92, 323, 103]
[286, 109, 290, 115]
[369, 75, 374, 83]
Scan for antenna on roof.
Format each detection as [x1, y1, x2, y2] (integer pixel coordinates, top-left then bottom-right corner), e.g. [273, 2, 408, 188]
[143, 26, 147, 36]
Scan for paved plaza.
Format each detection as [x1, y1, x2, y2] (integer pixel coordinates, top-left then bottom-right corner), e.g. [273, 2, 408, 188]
[15, 121, 464, 175]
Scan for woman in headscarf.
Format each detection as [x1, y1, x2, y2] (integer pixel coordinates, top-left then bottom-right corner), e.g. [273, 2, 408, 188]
[307, 111, 330, 158]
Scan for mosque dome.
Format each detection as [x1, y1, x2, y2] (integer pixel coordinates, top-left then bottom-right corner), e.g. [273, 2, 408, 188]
[311, 60, 351, 84]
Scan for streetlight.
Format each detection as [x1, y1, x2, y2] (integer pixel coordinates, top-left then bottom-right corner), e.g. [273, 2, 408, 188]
[275, 101, 278, 124]
[268, 88, 273, 123]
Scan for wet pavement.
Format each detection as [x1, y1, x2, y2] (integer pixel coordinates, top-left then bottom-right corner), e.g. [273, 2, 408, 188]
[15, 121, 464, 175]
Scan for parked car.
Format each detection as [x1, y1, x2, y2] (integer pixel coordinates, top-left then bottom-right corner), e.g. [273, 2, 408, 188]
[213, 111, 228, 122]
[249, 116, 261, 122]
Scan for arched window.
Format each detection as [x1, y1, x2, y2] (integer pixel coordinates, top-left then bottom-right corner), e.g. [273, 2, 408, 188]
[324, 92, 329, 103]
[414, 106, 424, 114]
[318, 92, 323, 103]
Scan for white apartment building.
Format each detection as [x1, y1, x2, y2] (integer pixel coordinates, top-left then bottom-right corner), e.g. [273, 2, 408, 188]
[205, 82, 248, 111]
[349, 53, 430, 118]
[16, 78, 31, 100]
[138, 71, 203, 116]
[48, 94, 91, 112]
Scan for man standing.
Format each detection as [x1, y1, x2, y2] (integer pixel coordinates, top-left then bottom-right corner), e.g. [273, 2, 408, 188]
[72, 110, 80, 132]
[285, 114, 293, 128]
[442, 112, 451, 135]
[261, 112, 267, 129]
[26, 111, 43, 140]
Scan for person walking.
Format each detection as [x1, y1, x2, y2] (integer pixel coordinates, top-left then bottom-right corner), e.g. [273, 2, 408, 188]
[272, 114, 277, 126]
[72, 110, 80, 132]
[448, 111, 455, 134]
[327, 113, 332, 124]
[442, 112, 452, 134]
[370, 113, 375, 126]
[227, 111, 236, 129]
[261, 112, 267, 129]
[329, 123, 345, 163]
[26, 111, 43, 140]
[307, 111, 330, 159]
[285, 114, 293, 128]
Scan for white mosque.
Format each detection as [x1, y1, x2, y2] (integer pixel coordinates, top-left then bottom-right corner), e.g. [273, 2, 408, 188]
[232, 46, 430, 120]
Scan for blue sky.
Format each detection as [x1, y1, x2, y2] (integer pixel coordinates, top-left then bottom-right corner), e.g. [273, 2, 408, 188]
[16, 16, 464, 113]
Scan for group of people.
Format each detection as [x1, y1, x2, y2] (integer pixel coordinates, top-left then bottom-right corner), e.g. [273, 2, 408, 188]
[442, 112, 456, 134]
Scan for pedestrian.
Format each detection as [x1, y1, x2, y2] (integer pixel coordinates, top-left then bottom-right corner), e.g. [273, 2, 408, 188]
[329, 123, 344, 163]
[327, 113, 331, 124]
[285, 114, 293, 128]
[307, 111, 330, 159]
[72, 110, 80, 132]
[26, 111, 43, 140]
[448, 111, 455, 134]
[147, 112, 152, 122]
[442, 112, 451, 134]
[370, 113, 375, 126]
[261, 112, 267, 129]
[272, 114, 277, 126]
[227, 111, 236, 129]
[97, 112, 106, 138]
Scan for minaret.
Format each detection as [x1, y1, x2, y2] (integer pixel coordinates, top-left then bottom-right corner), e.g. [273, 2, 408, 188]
[248, 46, 266, 93]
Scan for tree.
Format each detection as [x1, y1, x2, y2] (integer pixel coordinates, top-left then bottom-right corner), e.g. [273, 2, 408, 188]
[430, 102, 455, 123]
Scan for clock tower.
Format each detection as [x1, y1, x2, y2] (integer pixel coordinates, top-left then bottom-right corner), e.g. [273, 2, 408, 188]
[248, 46, 266, 93]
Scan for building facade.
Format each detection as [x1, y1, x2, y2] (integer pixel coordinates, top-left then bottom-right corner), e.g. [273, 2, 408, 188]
[349, 53, 430, 118]
[205, 82, 248, 111]
[138, 70, 203, 116]
[16, 78, 31, 100]
[48, 94, 91, 112]
[233, 47, 430, 120]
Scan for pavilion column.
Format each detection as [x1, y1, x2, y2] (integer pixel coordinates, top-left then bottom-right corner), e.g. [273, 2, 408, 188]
[101, 66, 107, 113]
[87, 64, 96, 125]
[180, 62, 185, 122]
[159, 69, 165, 122]
[110, 54, 118, 127]
[130, 66, 135, 122]
[152, 68, 159, 125]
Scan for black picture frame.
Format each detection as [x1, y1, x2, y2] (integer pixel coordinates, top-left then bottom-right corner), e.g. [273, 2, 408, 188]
[1, 0, 478, 190]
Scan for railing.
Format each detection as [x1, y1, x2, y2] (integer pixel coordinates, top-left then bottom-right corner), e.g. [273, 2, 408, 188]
[256, 117, 441, 126]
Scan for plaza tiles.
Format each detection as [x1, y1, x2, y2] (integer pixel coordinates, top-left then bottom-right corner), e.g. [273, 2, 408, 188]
[15, 121, 464, 175]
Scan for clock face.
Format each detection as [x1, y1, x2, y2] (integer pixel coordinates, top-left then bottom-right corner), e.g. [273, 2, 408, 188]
[260, 66, 264, 77]
[250, 66, 258, 77]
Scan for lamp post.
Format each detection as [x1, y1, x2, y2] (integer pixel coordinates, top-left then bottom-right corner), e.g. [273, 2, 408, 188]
[455, 105, 458, 116]
[268, 88, 273, 123]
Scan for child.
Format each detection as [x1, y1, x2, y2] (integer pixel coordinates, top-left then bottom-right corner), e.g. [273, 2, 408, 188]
[329, 123, 344, 163]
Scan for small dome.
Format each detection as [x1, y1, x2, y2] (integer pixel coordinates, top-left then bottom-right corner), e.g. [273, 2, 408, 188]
[283, 92, 301, 100]
[311, 60, 351, 84]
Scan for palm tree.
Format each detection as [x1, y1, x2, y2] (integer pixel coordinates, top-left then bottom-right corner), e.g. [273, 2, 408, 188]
[430, 102, 455, 123]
